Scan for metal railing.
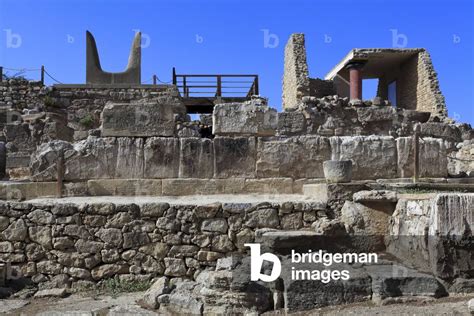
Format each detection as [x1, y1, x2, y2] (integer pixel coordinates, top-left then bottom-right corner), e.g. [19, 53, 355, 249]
[172, 67, 259, 99]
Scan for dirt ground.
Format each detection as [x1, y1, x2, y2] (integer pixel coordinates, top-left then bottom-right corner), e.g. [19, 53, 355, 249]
[1, 293, 473, 315]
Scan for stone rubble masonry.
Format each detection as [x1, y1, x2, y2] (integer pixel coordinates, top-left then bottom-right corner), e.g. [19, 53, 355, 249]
[212, 98, 278, 136]
[282, 34, 310, 110]
[0, 200, 323, 285]
[101, 97, 187, 137]
[30, 135, 451, 182]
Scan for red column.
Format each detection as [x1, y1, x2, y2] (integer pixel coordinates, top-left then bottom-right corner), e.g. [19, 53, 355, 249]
[346, 62, 364, 100]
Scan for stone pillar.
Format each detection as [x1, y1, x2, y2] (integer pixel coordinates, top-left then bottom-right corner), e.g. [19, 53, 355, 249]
[346, 62, 365, 100]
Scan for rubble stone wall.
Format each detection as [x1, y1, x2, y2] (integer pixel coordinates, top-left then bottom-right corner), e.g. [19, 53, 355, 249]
[282, 34, 310, 110]
[0, 200, 323, 286]
[48, 85, 179, 140]
[0, 79, 46, 113]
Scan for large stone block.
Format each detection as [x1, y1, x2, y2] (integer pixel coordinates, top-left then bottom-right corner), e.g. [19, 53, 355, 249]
[212, 100, 277, 136]
[329, 136, 397, 180]
[420, 122, 462, 143]
[256, 136, 331, 178]
[387, 193, 474, 279]
[101, 97, 186, 137]
[144, 137, 180, 178]
[356, 106, 396, 123]
[213, 137, 256, 178]
[277, 111, 307, 135]
[161, 178, 245, 195]
[396, 137, 448, 178]
[64, 137, 119, 180]
[179, 138, 213, 178]
[87, 179, 162, 196]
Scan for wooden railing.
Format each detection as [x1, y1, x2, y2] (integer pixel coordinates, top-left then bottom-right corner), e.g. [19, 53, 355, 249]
[172, 67, 258, 99]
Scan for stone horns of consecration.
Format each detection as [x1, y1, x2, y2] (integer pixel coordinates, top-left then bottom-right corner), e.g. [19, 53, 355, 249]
[86, 30, 141, 85]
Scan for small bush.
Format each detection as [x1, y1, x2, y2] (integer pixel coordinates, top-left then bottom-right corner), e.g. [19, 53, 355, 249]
[79, 114, 95, 128]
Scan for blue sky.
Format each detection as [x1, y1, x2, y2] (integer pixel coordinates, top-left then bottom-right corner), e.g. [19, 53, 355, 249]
[0, 0, 473, 125]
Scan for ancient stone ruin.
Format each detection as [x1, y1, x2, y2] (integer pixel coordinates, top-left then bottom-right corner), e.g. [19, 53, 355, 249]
[0, 32, 473, 314]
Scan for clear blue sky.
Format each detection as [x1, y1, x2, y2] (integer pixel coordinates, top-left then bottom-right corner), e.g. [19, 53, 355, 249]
[1, 0, 473, 125]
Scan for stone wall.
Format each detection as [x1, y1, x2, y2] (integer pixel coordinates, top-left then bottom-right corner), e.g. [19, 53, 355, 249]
[0, 200, 324, 286]
[282, 34, 310, 110]
[378, 50, 447, 118]
[30, 135, 451, 182]
[0, 79, 46, 113]
[49, 84, 179, 140]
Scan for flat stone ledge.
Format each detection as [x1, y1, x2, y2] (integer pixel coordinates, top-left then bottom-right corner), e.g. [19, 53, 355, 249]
[25, 194, 317, 206]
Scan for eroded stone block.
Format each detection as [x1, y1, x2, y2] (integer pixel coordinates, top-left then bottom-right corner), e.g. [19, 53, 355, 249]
[214, 137, 256, 178]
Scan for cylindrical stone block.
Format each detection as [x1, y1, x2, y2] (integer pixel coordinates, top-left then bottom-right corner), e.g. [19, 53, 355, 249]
[323, 160, 353, 183]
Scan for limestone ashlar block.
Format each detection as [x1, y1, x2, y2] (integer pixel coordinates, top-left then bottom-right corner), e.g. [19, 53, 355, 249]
[396, 137, 448, 178]
[65, 137, 119, 180]
[101, 98, 185, 137]
[213, 137, 257, 178]
[161, 178, 246, 195]
[179, 138, 214, 178]
[144, 137, 180, 179]
[256, 136, 331, 179]
[242, 178, 294, 194]
[212, 101, 277, 136]
[277, 111, 307, 136]
[329, 136, 397, 180]
[87, 179, 162, 196]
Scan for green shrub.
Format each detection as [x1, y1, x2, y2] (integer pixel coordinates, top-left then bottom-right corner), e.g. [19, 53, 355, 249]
[79, 114, 95, 128]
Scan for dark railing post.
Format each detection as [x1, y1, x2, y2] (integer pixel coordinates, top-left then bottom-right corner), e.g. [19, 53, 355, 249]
[40, 65, 45, 85]
[183, 77, 187, 97]
[216, 76, 222, 97]
[172, 67, 177, 85]
[153, 75, 157, 85]
[0, 66, 3, 83]
[254, 75, 259, 95]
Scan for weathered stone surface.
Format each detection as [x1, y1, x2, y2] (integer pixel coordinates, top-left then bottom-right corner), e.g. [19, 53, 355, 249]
[28, 226, 52, 249]
[277, 111, 307, 135]
[75, 239, 104, 253]
[213, 137, 256, 178]
[164, 258, 186, 276]
[245, 208, 279, 228]
[140, 276, 171, 309]
[387, 193, 474, 279]
[27, 209, 54, 224]
[341, 201, 392, 249]
[2, 219, 27, 241]
[139, 242, 169, 259]
[101, 98, 186, 137]
[34, 288, 68, 298]
[257, 136, 331, 178]
[323, 160, 352, 183]
[213, 99, 277, 136]
[201, 218, 228, 233]
[179, 137, 213, 178]
[330, 136, 397, 179]
[95, 228, 123, 247]
[421, 122, 462, 143]
[353, 190, 399, 203]
[356, 106, 396, 123]
[396, 137, 448, 178]
[162, 178, 245, 195]
[91, 264, 126, 280]
[144, 137, 180, 178]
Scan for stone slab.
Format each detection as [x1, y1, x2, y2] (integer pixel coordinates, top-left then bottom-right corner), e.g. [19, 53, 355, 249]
[101, 101, 178, 137]
[0, 181, 57, 200]
[87, 179, 162, 196]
